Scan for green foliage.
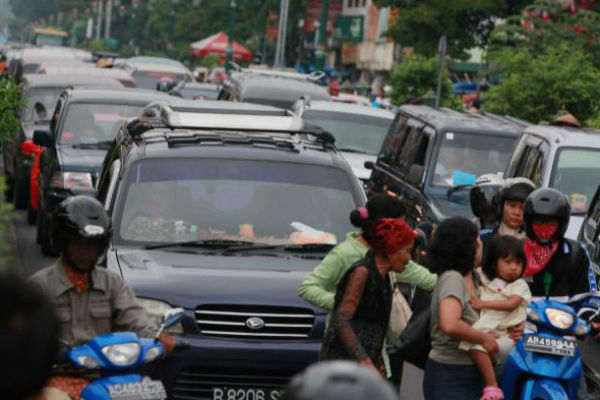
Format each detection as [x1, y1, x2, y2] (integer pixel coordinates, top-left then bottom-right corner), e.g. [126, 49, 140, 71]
[198, 53, 221, 69]
[88, 39, 116, 53]
[388, 54, 453, 106]
[374, 0, 532, 58]
[0, 177, 15, 266]
[484, 44, 600, 123]
[0, 78, 25, 148]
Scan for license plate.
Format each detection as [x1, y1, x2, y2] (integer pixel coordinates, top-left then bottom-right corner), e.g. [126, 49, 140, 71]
[212, 387, 282, 400]
[524, 335, 577, 357]
[108, 379, 167, 400]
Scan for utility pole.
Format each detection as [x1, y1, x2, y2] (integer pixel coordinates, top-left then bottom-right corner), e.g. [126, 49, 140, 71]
[314, 0, 328, 70]
[274, 0, 289, 67]
[225, 0, 237, 73]
[105, 0, 112, 39]
[435, 34, 447, 108]
[96, 0, 103, 40]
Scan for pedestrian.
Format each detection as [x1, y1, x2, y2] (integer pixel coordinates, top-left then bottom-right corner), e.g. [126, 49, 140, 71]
[459, 235, 531, 400]
[320, 217, 416, 376]
[298, 194, 437, 383]
[423, 217, 499, 400]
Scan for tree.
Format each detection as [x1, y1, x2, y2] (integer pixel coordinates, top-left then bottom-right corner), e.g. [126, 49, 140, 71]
[484, 44, 600, 124]
[374, 0, 532, 58]
[387, 54, 456, 106]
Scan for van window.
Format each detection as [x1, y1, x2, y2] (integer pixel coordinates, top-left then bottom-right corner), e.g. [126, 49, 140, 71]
[514, 143, 546, 186]
[550, 148, 600, 214]
[396, 126, 425, 173]
[379, 115, 408, 163]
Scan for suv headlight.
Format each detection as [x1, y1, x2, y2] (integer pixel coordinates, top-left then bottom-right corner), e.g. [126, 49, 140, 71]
[51, 171, 93, 189]
[546, 308, 575, 330]
[101, 342, 141, 367]
[137, 297, 184, 334]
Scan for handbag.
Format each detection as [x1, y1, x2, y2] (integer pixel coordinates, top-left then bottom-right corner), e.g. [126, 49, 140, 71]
[389, 287, 432, 369]
[386, 273, 413, 343]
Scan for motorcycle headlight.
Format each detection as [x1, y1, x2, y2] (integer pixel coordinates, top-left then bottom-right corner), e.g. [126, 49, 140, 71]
[546, 308, 575, 330]
[101, 342, 141, 367]
[137, 297, 184, 334]
[144, 346, 162, 363]
[51, 171, 93, 189]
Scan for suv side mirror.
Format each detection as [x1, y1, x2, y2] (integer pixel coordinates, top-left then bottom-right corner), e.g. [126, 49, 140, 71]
[407, 164, 425, 185]
[364, 161, 375, 170]
[33, 129, 53, 148]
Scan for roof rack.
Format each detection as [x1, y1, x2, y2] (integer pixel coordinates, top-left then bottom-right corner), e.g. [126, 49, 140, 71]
[142, 101, 304, 132]
[229, 61, 326, 82]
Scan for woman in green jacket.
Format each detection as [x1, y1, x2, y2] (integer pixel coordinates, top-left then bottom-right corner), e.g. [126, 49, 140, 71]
[298, 194, 437, 385]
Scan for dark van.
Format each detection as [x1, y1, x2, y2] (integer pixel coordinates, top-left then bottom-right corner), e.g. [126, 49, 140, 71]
[365, 105, 527, 227]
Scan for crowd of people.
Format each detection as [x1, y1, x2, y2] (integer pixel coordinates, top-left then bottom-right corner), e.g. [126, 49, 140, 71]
[2, 175, 600, 400]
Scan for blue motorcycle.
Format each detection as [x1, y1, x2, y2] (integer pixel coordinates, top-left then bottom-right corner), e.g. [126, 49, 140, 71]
[53, 308, 185, 400]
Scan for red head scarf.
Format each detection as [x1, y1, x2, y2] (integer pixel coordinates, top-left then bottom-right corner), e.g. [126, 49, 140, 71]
[365, 218, 417, 256]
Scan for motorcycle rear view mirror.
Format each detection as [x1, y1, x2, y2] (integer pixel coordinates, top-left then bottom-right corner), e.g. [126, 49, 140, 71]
[161, 308, 185, 329]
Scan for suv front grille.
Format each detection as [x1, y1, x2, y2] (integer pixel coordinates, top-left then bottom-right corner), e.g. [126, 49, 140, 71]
[171, 367, 290, 400]
[195, 305, 315, 339]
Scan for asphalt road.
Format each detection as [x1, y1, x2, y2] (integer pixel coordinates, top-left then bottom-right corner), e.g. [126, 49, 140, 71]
[8, 208, 425, 399]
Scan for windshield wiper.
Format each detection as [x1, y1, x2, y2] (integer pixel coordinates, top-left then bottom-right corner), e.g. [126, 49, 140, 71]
[446, 184, 473, 198]
[223, 242, 335, 253]
[71, 141, 113, 149]
[144, 239, 255, 250]
[337, 147, 368, 154]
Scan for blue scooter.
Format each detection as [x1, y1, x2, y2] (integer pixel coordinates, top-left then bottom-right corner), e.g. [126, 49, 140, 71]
[501, 274, 598, 399]
[53, 308, 185, 400]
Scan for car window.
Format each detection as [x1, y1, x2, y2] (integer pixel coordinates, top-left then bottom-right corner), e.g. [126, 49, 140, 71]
[396, 125, 424, 174]
[22, 87, 63, 122]
[583, 192, 600, 241]
[550, 148, 600, 214]
[50, 96, 65, 136]
[302, 110, 392, 155]
[58, 103, 144, 146]
[432, 132, 515, 187]
[116, 159, 357, 246]
[379, 115, 408, 163]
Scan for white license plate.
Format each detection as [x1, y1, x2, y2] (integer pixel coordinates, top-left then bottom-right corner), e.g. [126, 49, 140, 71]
[108, 379, 167, 400]
[212, 387, 282, 400]
[524, 335, 577, 357]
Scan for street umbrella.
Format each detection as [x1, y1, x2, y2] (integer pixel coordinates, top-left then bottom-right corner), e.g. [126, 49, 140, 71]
[188, 31, 253, 62]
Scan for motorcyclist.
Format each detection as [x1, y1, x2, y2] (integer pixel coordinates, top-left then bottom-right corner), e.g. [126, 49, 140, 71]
[480, 177, 536, 253]
[469, 173, 504, 230]
[28, 196, 176, 399]
[281, 361, 398, 400]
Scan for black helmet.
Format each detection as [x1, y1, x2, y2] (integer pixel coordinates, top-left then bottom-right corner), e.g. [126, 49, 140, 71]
[523, 188, 570, 245]
[470, 174, 504, 226]
[51, 195, 111, 253]
[281, 361, 397, 400]
[496, 177, 536, 218]
[156, 76, 176, 92]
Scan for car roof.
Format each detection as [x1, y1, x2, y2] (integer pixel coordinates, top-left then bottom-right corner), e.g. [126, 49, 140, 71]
[147, 98, 289, 114]
[232, 74, 331, 103]
[125, 62, 190, 74]
[40, 66, 134, 80]
[127, 56, 185, 67]
[66, 87, 170, 104]
[22, 74, 125, 88]
[19, 47, 79, 60]
[177, 82, 219, 90]
[399, 105, 529, 135]
[523, 124, 600, 148]
[303, 100, 394, 119]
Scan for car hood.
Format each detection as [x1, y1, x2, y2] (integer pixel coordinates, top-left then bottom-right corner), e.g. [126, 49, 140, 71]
[565, 216, 584, 241]
[113, 248, 326, 313]
[22, 121, 50, 139]
[340, 152, 375, 181]
[57, 146, 107, 171]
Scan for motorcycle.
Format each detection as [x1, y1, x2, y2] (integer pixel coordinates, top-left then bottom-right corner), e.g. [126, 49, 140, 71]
[53, 308, 185, 400]
[500, 289, 598, 400]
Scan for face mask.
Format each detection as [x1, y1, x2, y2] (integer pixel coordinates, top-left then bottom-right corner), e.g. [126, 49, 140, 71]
[532, 223, 559, 241]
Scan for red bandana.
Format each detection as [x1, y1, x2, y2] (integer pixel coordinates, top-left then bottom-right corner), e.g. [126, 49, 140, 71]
[524, 224, 559, 277]
[365, 218, 416, 256]
[64, 263, 89, 293]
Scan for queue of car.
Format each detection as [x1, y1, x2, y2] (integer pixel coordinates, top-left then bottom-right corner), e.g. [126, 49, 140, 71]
[7, 42, 600, 399]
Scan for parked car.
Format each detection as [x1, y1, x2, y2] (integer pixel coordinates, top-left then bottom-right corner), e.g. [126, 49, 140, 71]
[8, 47, 84, 83]
[292, 98, 394, 182]
[579, 183, 600, 270]
[366, 105, 527, 227]
[114, 60, 193, 90]
[169, 81, 220, 100]
[218, 69, 331, 109]
[3, 74, 123, 214]
[33, 87, 170, 254]
[37, 65, 137, 87]
[505, 125, 600, 239]
[96, 100, 364, 399]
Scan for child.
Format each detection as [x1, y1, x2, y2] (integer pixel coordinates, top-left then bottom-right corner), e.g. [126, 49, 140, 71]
[459, 235, 532, 400]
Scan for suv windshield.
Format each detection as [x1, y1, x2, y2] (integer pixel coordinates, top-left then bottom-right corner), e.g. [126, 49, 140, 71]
[117, 159, 357, 246]
[132, 71, 187, 90]
[432, 132, 515, 187]
[550, 148, 600, 214]
[302, 110, 392, 155]
[58, 103, 144, 145]
[22, 87, 62, 122]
